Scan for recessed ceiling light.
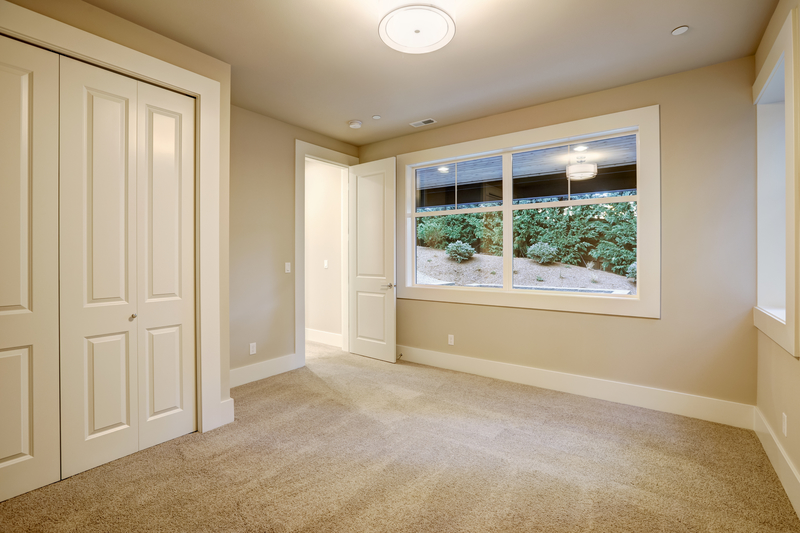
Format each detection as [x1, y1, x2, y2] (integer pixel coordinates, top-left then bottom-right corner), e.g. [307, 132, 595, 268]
[671, 25, 689, 36]
[379, 5, 456, 54]
[348, 120, 362, 129]
[437, 166, 450, 173]
[574, 145, 588, 152]
[372, 115, 381, 120]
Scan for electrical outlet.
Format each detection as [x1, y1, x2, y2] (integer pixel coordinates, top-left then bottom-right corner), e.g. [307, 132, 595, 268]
[783, 413, 788, 437]
[448, 334, 454, 345]
[324, 259, 328, 269]
[285, 262, 291, 273]
[249, 342, 257, 355]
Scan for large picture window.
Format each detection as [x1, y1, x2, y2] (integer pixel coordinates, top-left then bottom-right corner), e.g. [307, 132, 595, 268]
[397, 106, 661, 318]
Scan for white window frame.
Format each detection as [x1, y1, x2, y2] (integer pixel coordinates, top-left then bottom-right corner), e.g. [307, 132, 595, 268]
[753, 10, 797, 356]
[396, 105, 661, 318]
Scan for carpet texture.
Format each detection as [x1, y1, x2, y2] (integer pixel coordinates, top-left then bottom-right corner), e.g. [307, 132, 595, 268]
[1, 342, 798, 532]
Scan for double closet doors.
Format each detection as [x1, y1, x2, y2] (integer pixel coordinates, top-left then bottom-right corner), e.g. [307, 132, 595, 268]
[0, 34, 197, 501]
[59, 57, 197, 478]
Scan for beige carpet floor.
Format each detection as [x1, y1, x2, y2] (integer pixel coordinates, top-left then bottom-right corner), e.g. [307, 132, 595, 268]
[1, 342, 798, 532]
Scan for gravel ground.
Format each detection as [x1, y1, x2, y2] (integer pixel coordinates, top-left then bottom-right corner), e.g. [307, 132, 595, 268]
[416, 246, 637, 295]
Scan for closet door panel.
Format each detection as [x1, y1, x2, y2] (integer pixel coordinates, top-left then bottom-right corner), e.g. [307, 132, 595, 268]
[60, 57, 139, 478]
[137, 82, 196, 450]
[0, 36, 60, 502]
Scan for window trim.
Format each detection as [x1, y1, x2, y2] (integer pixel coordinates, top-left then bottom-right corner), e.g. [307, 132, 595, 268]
[752, 10, 796, 356]
[396, 105, 661, 318]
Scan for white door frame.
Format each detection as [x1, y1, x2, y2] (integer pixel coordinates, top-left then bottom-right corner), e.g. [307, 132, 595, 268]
[0, 1, 234, 432]
[295, 141, 358, 364]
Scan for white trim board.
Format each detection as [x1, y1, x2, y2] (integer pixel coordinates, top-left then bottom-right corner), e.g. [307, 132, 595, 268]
[230, 353, 304, 388]
[755, 408, 800, 519]
[397, 345, 755, 429]
[306, 328, 342, 347]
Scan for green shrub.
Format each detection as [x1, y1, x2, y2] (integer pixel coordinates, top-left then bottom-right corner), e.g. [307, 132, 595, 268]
[416, 213, 503, 256]
[416, 217, 447, 249]
[445, 240, 475, 263]
[527, 242, 558, 264]
[626, 262, 637, 281]
[512, 201, 637, 275]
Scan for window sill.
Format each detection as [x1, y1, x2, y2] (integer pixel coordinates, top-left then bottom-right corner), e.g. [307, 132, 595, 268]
[398, 283, 659, 318]
[754, 306, 794, 355]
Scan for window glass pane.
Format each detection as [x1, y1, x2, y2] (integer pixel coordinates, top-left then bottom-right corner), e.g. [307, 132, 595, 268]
[568, 135, 637, 200]
[512, 134, 638, 204]
[511, 203, 637, 295]
[456, 156, 502, 209]
[512, 145, 569, 204]
[415, 212, 503, 287]
[416, 163, 455, 212]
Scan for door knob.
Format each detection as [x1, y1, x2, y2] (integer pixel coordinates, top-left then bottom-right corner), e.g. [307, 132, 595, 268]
[381, 283, 394, 289]
[131, 313, 138, 319]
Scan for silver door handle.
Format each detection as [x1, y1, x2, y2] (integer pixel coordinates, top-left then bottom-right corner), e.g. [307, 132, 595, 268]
[381, 283, 394, 290]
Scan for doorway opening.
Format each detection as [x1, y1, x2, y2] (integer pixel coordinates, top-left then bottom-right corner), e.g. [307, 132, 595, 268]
[304, 157, 350, 353]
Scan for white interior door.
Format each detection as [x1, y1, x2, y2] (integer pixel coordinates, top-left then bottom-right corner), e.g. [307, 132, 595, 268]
[0, 35, 61, 502]
[136, 82, 196, 450]
[348, 158, 397, 362]
[60, 57, 139, 478]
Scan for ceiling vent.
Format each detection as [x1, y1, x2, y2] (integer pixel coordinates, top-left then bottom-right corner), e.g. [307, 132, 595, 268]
[410, 118, 437, 128]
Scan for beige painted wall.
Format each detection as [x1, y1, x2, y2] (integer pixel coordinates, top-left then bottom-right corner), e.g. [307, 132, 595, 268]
[361, 56, 758, 405]
[755, 0, 800, 482]
[230, 106, 356, 370]
[305, 159, 344, 336]
[7, 0, 235, 398]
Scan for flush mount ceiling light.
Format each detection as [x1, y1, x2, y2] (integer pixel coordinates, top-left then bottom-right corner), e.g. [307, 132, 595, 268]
[348, 120, 363, 129]
[379, 5, 456, 54]
[672, 25, 689, 36]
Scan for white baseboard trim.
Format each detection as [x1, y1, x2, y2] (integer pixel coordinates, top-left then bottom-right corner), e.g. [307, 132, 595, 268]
[306, 328, 342, 347]
[755, 408, 800, 518]
[230, 353, 304, 388]
[397, 345, 754, 429]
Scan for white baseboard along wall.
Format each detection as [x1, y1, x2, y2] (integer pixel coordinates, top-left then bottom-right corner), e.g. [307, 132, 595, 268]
[397, 345, 753, 428]
[305, 328, 342, 347]
[229, 353, 304, 388]
[755, 408, 800, 518]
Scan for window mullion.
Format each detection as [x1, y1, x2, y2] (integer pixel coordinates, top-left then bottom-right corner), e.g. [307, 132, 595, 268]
[502, 153, 513, 290]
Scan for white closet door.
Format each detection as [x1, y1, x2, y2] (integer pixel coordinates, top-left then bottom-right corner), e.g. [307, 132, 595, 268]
[0, 36, 60, 502]
[60, 57, 139, 478]
[136, 82, 196, 450]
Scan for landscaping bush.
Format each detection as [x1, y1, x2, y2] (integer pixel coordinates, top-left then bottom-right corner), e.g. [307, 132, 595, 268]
[626, 262, 637, 281]
[416, 217, 447, 249]
[445, 240, 475, 263]
[526, 242, 558, 264]
[416, 213, 503, 256]
[512, 200, 637, 275]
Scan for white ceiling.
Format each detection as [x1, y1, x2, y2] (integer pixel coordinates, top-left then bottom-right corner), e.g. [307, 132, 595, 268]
[84, 0, 777, 146]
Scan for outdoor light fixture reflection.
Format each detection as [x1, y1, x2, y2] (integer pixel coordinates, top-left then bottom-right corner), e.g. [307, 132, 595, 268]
[566, 146, 597, 181]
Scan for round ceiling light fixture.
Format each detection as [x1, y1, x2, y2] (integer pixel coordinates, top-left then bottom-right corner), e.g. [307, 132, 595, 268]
[671, 25, 689, 36]
[348, 120, 363, 129]
[379, 5, 456, 54]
